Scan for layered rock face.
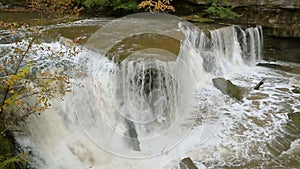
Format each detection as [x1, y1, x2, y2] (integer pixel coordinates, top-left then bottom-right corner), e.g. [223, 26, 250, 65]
[183, 0, 300, 37]
[188, 0, 300, 8]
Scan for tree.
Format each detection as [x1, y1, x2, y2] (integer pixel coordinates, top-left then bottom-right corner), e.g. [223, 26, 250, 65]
[138, 0, 175, 12]
[29, 0, 83, 18]
[0, 1, 82, 167]
[84, 0, 137, 14]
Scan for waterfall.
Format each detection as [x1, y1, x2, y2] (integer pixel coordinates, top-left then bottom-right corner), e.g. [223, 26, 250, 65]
[14, 24, 264, 169]
[178, 24, 263, 77]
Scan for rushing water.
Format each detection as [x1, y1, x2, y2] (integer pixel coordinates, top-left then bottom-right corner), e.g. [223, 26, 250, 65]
[1, 15, 300, 169]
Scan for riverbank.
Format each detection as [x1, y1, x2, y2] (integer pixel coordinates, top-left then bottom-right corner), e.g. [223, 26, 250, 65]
[1, 9, 300, 64]
[1, 0, 300, 37]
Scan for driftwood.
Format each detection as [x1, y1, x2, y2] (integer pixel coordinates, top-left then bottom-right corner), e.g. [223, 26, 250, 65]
[254, 79, 265, 90]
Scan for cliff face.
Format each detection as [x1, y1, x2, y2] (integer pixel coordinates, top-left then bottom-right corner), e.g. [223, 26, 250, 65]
[223, 0, 300, 9]
[182, 0, 300, 37]
[188, 0, 300, 8]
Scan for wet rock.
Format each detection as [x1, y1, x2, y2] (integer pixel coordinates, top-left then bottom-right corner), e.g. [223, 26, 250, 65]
[179, 157, 198, 169]
[124, 118, 140, 151]
[247, 115, 268, 127]
[257, 63, 300, 73]
[292, 86, 300, 94]
[288, 112, 300, 129]
[0, 4, 9, 9]
[73, 36, 88, 45]
[247, 93, 269, 100]
[264, 36, 300, 63]
[181, 15, 214, 23]
[59, 37, 76, 48]
[276, 88, 290, 92]
[0, 34, 23, 44]
[212, 77, 246, 100]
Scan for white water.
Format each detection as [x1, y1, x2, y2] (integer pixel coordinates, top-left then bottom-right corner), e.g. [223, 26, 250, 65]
[9, 23, 300, 169]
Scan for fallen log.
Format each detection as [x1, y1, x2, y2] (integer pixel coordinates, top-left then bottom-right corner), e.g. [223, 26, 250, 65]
[254, 79, 265, 90]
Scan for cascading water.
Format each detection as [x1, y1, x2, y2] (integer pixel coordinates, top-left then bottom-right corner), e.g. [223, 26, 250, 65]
[11, 15, 300, 169]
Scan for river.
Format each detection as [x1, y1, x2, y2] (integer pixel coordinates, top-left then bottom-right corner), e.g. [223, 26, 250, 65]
[1, 12, 300, 169]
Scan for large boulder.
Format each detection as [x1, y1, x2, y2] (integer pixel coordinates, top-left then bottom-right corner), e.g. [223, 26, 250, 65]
[212, 77, 246, 100]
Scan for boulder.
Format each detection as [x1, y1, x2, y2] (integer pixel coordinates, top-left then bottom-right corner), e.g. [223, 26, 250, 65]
[212, 77, 246, 100]
[179, 157, 198, 169]
[292, 86, 300, 94]
[288, 112, 300, 129]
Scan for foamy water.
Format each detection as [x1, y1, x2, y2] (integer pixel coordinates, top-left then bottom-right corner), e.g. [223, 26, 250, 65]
[1, 16, 299, 169]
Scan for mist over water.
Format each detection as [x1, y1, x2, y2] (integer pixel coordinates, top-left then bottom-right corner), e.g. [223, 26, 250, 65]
[10, 14, 300, 169]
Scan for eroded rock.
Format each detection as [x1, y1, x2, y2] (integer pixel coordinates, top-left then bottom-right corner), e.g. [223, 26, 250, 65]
[179, 157, 198, 169]
[212, 77, 246, 100]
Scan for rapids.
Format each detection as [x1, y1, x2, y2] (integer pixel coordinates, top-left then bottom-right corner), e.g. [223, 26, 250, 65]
[1, 15, 299, 169]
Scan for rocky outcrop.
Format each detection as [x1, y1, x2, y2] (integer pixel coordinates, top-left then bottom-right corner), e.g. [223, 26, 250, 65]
[257, 63, 300, 73]
[186, 0, 300, 9]
[178, 0, 300, 37]
[234, 5, 300, 37]
[263, 36, 300, 63]
[223, 0, 300, 9]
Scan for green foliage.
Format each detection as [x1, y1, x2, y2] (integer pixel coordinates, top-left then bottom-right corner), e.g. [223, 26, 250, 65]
[206, 0, 240, 19]
[0, 153, 27, 169]
[84, 0, 137, 12]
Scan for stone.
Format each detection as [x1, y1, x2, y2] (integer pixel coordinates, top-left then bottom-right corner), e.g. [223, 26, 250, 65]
[247, 93, 269, 100]
[288, 112, 300, 129]
[212, 77, 246, 100]
[0, 4, 9, 9]
[124, 118, 140, 151]
[292, 86, 300, 94]
[179, 157, 198, 169]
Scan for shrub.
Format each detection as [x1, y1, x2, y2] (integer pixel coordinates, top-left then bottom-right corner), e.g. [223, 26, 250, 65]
[84, 0, 137, 13]
[138, 0, 175, 12]
[206, 0, 239, 19]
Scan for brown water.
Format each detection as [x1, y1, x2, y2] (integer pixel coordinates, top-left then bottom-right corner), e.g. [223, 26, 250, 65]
[1, 12, 300, 169]
[0, 11, 38, 23]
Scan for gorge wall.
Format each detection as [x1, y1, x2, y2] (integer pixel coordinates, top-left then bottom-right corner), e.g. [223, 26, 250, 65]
[174, 0, 300, 63]
[177, 0, 300, 38]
